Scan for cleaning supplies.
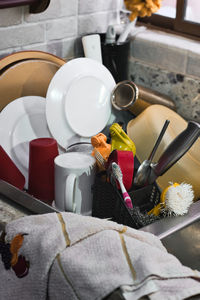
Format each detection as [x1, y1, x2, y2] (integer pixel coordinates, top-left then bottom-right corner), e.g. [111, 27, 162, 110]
[111, 162, 133, 209]
[110, 123, 136, 155]
[148, 182, 194, 216]
[164, 182, 194, 216]
[107, 149, 134, 191]
[91, 133, 111, 162]
[93, 148, 106, 171]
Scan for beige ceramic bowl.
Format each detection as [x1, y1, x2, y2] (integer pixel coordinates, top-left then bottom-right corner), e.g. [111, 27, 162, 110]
[0, 50, 65, 72]
[0, 59, 65, 111]
[127, 104, 200, 200]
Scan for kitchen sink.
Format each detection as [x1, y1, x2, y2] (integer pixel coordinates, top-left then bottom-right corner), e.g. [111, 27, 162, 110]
[1, 178, 200, 271]
[140, 199, 200, 270]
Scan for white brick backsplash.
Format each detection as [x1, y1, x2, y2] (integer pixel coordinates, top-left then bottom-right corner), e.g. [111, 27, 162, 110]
[46, 17, 77, 41]
[129, 28, 200, 76]
[22, 38, 74, 60]
[74, 37, 84, 57]
[22, 43, 51, 53]
[0, 47, 21, 59]
[0, 0, 199, 83]
[78, 12, 118, 36]
[61, 38, 76, 59]
[0, 24, 45, 50]
[0, 2, 119, 59]
[0, 7, 22, 27]
[130, 36, 187, 74]
[46, 38, 75, 59]
[78, 0, 119, 14]
[25, 0, 78, 22]
[186, 53, 200, 78]
[21, 43, 56, 59]
[136, 29, 200, 53]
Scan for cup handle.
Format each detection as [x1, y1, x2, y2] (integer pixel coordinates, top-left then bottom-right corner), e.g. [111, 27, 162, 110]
[65, 173, 77, 213]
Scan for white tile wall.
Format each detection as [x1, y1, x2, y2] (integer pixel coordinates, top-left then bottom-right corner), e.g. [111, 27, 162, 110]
[130, 27, 200, 78]
[131, 37, 188, 73]
[0, 24, 45, 51]
[46, 17, 77, 41]
[78, 0, 118, 14]
[25, 0, 77, 22]
[0, 0, 120, 60]
[78, 12, 118, 36]
[0, 0, 200, 78]
[186, 53, 200, 78]
[0, 7, 23, 27]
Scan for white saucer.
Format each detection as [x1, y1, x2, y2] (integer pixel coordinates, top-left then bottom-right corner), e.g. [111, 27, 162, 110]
[46, 57, 116, 147]
[0, 96, 63, 189]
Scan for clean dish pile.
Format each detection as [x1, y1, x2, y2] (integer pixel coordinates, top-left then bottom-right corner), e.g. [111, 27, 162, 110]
[46, 57, 115, 148]
[0, 55, 116, 190]
[0, 50, 199, 226]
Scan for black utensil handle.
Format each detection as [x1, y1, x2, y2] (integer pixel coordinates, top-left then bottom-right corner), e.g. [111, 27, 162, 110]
[153, 121, 200, 177]
[148, 119, 170, 161]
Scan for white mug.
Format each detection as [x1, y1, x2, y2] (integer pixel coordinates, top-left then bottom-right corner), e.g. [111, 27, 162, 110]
[54, 152, 96, 215]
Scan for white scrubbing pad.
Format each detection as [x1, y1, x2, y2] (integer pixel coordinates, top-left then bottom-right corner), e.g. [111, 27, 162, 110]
[165, 183, 194, 216]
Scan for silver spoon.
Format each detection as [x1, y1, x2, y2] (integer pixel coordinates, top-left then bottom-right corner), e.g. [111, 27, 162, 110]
[134, 119, 170, 187]
[148, 120, 200, 185]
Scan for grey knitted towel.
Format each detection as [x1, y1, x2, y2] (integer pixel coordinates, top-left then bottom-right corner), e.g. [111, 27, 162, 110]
[0, 212, 200, 300]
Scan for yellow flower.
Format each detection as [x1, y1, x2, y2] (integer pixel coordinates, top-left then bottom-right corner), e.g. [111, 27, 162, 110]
[124, 0, 162, 21]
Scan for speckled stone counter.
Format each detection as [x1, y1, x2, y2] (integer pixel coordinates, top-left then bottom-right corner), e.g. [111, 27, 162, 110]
[128, 58, 200, 122]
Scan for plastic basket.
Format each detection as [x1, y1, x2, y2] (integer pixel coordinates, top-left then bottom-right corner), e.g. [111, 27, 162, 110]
[92, 170, 161, 229]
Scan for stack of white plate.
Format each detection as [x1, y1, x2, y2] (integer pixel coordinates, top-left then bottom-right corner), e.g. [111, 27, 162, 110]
[0, 57, 116, 189]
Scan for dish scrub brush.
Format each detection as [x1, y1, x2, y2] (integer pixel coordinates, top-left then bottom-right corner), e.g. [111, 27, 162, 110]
[111, 162, 133, 209]
[93, 148, 106, 171]
[91, 133, 111, 161]
[148, 182, 194, 216]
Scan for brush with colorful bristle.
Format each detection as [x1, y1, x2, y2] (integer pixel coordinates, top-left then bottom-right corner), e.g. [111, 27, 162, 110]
[111, 162, 133, 209]
[148, 182, 194, 217]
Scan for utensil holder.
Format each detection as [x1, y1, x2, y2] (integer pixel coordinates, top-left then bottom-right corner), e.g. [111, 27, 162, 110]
[100, 34, 130, 83]
[92, 170, 161, 229]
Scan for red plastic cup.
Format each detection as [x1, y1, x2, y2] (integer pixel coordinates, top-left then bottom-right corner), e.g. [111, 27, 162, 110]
[28, 138, 59, 204]
[107, 150, 134, 191]
[0, 145, 25, 190]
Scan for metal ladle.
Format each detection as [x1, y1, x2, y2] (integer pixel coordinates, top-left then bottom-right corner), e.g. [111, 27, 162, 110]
[134, 119, 170, 187]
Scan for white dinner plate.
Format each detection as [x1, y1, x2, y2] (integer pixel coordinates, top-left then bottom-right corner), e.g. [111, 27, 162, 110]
[0, 96, 63, 189]
[46, 57, 116, 148]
